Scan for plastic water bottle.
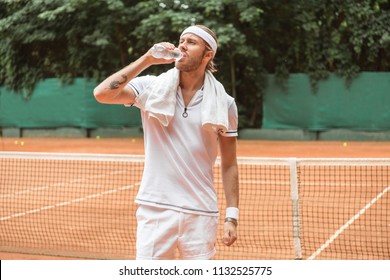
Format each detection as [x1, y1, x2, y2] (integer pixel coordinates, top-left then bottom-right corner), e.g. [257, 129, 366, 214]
[151, 44, 182, 61]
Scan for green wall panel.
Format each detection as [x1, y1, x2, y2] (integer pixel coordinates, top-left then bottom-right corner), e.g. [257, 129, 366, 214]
[0, 78, 141, 128]
[263, 72, 390, 131]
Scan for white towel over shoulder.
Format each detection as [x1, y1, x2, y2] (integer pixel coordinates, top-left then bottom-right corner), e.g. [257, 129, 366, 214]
[136, 68, 231, 133]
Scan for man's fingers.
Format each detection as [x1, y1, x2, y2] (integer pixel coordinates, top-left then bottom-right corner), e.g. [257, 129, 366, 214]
[223, 224, 237, 246]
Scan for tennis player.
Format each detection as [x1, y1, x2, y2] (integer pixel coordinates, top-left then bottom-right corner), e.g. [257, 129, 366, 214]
[94, 25, 239, 260]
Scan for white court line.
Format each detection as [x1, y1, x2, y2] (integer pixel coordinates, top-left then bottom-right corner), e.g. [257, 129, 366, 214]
[0, 183, 140, 221]
[0, 186, 51, 197]
[0, 170, 127, 198]
[307, 185, 390, 260]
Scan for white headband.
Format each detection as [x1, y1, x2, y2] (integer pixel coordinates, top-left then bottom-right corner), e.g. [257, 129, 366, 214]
[181, 26, 218, 56]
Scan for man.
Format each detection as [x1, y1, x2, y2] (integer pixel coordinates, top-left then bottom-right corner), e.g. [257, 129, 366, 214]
[94, 25, 239, 260]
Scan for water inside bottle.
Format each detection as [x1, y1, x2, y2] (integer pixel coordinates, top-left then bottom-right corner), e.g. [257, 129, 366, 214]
[152, 44, 182, 61]
[171, 48, 183, 60]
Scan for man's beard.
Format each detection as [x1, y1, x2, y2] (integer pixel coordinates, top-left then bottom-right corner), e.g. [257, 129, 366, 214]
[175, 53, 204, 72]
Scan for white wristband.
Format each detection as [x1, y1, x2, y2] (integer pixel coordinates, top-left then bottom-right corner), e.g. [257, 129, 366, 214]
[225, 207, 239, 220]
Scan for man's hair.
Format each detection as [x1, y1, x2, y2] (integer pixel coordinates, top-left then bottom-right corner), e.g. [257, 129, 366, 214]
[195, 25, 218, 73]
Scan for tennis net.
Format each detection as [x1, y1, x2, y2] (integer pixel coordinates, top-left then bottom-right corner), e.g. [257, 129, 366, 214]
[0, 152, 389, 260]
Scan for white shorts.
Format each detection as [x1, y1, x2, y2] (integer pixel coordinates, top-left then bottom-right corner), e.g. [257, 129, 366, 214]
[135, 205, 218, 260]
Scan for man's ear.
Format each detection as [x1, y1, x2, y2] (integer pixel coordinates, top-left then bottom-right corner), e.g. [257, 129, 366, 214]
[204, 50, 214, 61]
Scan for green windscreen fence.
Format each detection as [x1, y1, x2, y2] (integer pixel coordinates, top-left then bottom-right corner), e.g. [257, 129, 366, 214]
[263, 72, 390, 131]
[0, 78, 141, 128]
[2, 73, 390, 132]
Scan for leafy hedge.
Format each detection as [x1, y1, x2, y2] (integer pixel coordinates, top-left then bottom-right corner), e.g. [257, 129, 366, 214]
[1, 0, 389, 127]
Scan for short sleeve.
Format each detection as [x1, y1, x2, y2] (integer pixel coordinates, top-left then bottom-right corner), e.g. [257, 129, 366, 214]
[124, 75, 156, 107]
[220, 98, 238, 137]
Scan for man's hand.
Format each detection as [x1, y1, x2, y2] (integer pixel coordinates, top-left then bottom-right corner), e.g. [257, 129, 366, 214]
[222, 221, 237, 246]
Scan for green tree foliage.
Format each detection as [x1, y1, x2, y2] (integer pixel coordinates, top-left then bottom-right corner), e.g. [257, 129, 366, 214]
[1, 0, 389, 127]
[0, 0, 136, 97]
[288, 0, 390, 90]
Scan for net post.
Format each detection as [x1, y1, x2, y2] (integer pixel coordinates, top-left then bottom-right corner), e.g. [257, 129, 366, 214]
[289, 158, 302, 260]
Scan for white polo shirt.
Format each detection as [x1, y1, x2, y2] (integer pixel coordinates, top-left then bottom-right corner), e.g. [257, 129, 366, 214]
[128, 75, 238, 216]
